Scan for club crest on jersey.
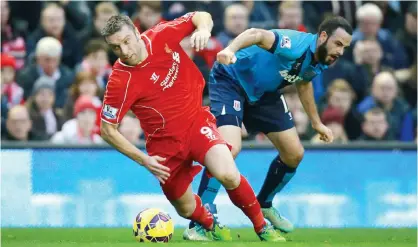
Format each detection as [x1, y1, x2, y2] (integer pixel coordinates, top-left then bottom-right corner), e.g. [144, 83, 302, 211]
[164, 43, 172, 54]
[233, 100, 241, 111]
[102, 104, 118, 120]
[280, 36, 291, 49]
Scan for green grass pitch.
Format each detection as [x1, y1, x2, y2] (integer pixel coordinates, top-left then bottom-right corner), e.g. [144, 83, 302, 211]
[2, 228, 416, 247]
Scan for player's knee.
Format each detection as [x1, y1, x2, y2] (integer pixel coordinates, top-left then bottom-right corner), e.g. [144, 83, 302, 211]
[174, 201, 195, 218]
[218, 170, 241, 189]
[282, 147, 304, 168]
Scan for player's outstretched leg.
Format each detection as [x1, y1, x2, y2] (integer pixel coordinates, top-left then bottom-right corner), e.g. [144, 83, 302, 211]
[170, 185, 232, 241]
[185, 125, 242, 238]
[204, 144, 286, 242]
[256, 129, 303, 233]
[187, 169, 222, 230]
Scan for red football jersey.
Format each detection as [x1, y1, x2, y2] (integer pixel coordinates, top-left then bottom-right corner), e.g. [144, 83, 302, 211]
[101, 12, 207, 148]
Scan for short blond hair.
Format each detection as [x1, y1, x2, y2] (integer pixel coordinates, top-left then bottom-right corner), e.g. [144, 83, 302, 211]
[327, 79, 356, 100]
[279, 1, 302, 15]
[364, 107, 386, 121]
[95, 2, 119, 17]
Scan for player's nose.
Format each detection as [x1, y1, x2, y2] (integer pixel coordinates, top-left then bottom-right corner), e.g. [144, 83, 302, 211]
[120, 45, 129, 57]
[337, 47, 344, 56]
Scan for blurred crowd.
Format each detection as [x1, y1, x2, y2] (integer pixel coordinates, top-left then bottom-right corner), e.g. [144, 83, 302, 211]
[1, 0, 416, 145]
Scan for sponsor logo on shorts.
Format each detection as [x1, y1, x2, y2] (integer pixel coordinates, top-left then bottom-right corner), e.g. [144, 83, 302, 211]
[200, 127, 217, 141]
[102, 104, 118, 120]
[233, 100, 241, 111]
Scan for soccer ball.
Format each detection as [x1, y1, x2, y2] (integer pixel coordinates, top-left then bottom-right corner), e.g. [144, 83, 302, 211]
[133, 208, 174, 243]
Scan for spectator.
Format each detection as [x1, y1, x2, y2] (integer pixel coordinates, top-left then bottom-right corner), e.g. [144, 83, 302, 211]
[292, 107, 311, 141]
[282, 86, 312, 140]
[1, 53, 23, 109]
[76, 39, 112, 90]
[119, 112, 143, 145]
[358, 71, 410, 139]
[312, 107, 348, 143]
[2, 105, 40, 141]
[26, 3, 82, 69]
[216, 4, 249, 47]
[63, 71, 102, 131]
[82, 2, 119, 44]
[241, 0, 275, 29]
[162, 1, 189, 20]
[350, 3, 408, 69]
[370, 0, 403, 34]
[1, 53, 23, 135]
[58, 1, 91, 34]
[395, 61, 417, 108]
[282, 85, 302, 112]
[352, 39, 389, 84]
[161, 1, 225, 35]
[396, 2, 417, 68]
[17, 37, 74, 108]
[51, 95, 103, 144]
[1, 0, 26, 69]
[358, 107, 395, 141]
[7, 1, 43, 35]
[26, 76, 64, 140]
[132, 1, 163, 33]
[325, 79, 362, 140]
[317, 58, 369, 103]
[303, 1, 360, 31]
[277, 1, 312, 32]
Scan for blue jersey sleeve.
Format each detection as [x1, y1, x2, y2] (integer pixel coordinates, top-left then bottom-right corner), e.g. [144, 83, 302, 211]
[268, 29, 312, 60]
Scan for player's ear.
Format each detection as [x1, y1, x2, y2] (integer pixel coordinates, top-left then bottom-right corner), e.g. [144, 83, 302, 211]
[134, 27, 141, 40]
[319, 31, 328, 44]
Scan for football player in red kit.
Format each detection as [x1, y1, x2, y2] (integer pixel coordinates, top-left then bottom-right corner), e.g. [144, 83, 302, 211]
[99, 12, 282, 241]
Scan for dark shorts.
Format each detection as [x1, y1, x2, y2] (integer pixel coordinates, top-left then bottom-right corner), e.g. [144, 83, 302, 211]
[209, 63, 294, 134]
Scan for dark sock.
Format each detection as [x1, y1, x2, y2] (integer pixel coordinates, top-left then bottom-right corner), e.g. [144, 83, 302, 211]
[257, 155, 296, 208]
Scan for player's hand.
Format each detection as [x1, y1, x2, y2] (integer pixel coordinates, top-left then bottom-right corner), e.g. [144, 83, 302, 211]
[217, 48, 237, 65]
[143, 156, 170, 184]
[191, 29, 211, 52]
[312, 123, 334, 143]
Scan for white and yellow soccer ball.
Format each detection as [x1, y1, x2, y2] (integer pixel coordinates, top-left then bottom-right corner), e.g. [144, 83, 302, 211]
[133, 208, 174, 243]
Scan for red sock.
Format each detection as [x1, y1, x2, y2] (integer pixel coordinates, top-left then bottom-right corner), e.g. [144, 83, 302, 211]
[187, 195, 214, 230]
[226, 175, 266, 233]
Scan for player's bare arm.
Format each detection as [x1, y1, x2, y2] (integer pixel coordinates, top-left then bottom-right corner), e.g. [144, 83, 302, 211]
[295, 81, 334, 143]
[100, 121, 170, 184]
[217, 28, 275, 64]
[190, 11, 214, 52]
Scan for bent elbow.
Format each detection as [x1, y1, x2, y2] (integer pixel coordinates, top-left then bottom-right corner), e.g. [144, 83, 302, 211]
[100, 123, 114, 141]
[247, 28, 263, 43]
